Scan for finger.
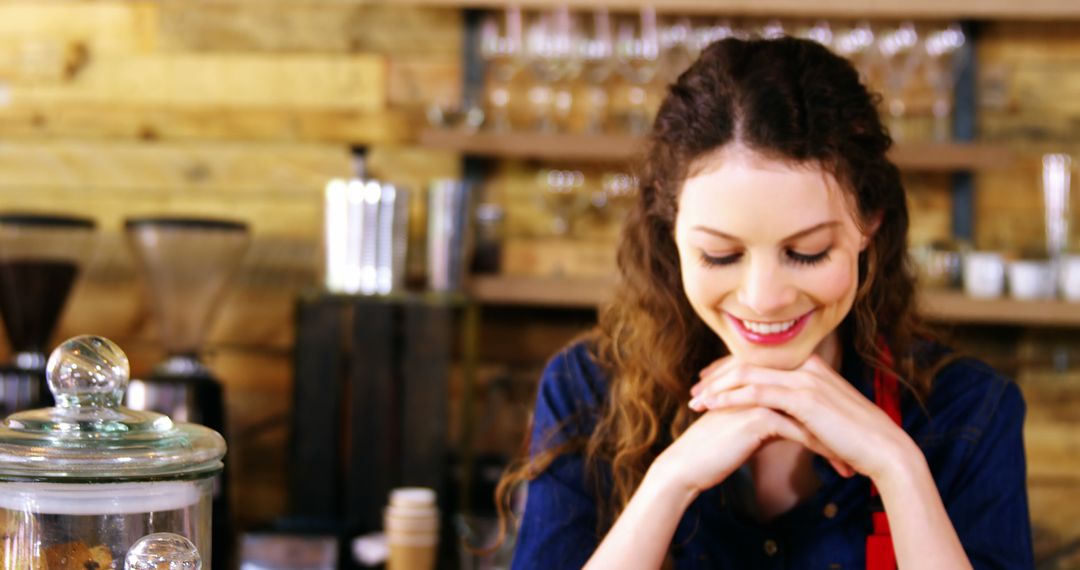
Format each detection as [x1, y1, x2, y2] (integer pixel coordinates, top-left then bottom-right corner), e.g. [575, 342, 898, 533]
[689, 368, 808, 412]
[691, 356, 736, 397]
[698, 355, 734, 380]
[691, 361, 758, 404]
[828, 458, 855, 478]
[757, 410, 853, 476]
[695, 384, 807, 419]
[777, 421, 855, 477]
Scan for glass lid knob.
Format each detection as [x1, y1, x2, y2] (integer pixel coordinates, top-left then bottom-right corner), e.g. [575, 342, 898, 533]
[45, 335, 130, 409]
[125, 533, 202, 570]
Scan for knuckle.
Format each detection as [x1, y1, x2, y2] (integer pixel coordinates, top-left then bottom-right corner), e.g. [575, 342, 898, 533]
[747, 384, 768, 401]
[747, 407, 775, 425]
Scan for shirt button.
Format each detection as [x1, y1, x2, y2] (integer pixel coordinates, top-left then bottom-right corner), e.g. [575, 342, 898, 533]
[763, 539, 779, 557]
[823, 502, 839, 519]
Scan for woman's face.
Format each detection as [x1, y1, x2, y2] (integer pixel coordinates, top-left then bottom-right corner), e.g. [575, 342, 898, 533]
[674, 146, 872, 370]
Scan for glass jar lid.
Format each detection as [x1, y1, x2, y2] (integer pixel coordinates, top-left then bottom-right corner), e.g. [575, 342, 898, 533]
[0, 336, 226, 482]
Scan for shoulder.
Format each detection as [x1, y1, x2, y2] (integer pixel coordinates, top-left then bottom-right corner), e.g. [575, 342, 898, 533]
[916, 349, 1025, 451]
[531, 339, 611, 451]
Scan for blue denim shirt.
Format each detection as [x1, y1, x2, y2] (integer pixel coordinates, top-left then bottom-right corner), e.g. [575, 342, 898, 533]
[512, 340, 1033, 569]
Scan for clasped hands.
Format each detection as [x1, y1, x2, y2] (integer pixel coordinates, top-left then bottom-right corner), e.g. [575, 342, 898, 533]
[657, 353, 913, 495]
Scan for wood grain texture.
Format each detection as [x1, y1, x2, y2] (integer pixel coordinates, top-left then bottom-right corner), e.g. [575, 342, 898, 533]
[156, 1, 460, 56]
[0, 104, 415, 144]
[979, 22, 1080, 143]
[387, 55, 462, 110]
[0, 140, 354, 194]
[13, 53, 386, 110]
[0, 2, 155, 54]
[395, 0, 1080, 19]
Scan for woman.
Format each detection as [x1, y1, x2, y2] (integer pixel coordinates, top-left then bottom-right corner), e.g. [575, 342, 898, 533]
[499, 37, 1032, 569]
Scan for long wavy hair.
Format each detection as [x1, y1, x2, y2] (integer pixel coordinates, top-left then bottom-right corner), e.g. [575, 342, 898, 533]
[497, 36, 944, 553]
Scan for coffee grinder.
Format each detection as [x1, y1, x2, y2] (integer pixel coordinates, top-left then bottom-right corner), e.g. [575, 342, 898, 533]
[0, 213, 95, 416]
[123, 216, 251, 568]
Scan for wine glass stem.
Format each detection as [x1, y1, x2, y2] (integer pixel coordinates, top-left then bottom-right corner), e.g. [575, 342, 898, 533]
[627, 85, 649, 134]
[887, 97, 906, 141]
[554, 84, 574, 131]
[487, 84, 512, 132]
[932, 97, 952, 142]
[585, 85, 608, 133]
[530, 84, 555, 133]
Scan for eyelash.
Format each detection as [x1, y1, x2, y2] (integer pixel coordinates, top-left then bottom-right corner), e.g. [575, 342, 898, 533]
[698, 249, 832, 268]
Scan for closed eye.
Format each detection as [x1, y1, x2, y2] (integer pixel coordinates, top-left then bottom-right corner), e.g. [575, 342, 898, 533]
[699, 252, 742, 267]
[786, 248, 831, 266]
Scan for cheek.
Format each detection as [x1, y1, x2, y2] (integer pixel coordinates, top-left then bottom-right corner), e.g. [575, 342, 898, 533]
[681, 262, 738, 308]
[804, 255, 858, 305]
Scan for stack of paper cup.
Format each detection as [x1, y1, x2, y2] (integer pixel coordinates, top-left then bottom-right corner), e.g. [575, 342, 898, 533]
[385, 487, 439, 570]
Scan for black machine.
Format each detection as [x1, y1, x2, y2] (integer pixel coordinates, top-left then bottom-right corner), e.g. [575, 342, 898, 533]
[123, 216, 251, 570]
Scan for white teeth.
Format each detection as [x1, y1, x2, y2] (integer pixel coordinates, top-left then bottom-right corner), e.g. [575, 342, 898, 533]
[740, 318, 797, 335]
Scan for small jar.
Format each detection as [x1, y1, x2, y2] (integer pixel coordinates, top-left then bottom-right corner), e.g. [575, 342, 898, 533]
[471, 203, 505, 275]
[0, 335, 224, 568]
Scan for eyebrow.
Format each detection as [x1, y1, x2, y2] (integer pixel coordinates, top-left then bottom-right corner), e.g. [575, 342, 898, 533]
[691, 221, 840, 243]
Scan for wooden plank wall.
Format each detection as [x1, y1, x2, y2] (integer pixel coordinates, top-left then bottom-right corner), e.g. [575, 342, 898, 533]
[0, 0, 460, 528]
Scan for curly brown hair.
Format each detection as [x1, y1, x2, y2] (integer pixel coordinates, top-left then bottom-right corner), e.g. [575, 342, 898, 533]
[496, 35, 942, 552]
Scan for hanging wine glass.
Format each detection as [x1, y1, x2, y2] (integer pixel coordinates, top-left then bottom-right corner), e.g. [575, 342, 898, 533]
[551, 8, 584, 133]
[524, 7, 582, 133]
[797, 19, 834, 47]
[580, 9, 616, 134]
[479, 7, 523, 132]
[922, 23, 966, 142]
[830, 20, 876, 83]
[875, 21, 921, 141]
[758, 18, 787, 40]
[691, 18, 737, 53]
[657, 15, 696, 85]
[614, 8, 660, 135]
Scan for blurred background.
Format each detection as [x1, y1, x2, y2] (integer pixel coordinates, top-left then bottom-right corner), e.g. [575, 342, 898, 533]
[0, 1, 1077, 568]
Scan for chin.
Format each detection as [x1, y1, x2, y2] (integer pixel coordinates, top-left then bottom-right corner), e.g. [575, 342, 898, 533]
[714, 323, 819, 370]
[729, 346, 811, 371]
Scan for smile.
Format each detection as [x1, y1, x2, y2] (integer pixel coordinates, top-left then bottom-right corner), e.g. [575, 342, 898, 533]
[727, 310, 814, 346]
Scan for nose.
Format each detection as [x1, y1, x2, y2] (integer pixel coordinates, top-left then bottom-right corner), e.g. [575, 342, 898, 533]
[735, 256, 798, 316]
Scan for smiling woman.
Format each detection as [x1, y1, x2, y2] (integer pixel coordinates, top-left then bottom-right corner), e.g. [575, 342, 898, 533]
[497, 37, 1032, 570]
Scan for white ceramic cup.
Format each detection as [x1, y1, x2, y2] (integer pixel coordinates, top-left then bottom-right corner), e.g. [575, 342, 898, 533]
[1008, 259, 1055, 300]
[963, 252, 1006, 299]
[1060, 255, 1080, 301]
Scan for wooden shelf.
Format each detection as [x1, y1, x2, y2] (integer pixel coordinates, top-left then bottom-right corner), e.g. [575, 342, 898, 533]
[400, 0, 1080, 20]
[468, 275, 1080, 327]
[420, 129, 640, 163]
[420, 129, 1014, 171]
[917, 290, 1080, 327]
[469, 274, 614, 308]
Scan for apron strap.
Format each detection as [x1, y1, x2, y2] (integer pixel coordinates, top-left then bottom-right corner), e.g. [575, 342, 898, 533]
[867, 339, 901, 570]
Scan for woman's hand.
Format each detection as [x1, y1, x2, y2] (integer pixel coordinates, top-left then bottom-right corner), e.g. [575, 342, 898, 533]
[651, 404, 853, 497]
[687, 354, 914, 483]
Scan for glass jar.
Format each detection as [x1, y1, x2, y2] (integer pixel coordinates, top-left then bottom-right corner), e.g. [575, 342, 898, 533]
[0, 335, 224, 568]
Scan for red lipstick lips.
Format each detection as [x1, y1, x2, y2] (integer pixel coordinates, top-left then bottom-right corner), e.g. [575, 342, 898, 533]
[728, 311, 813, 345]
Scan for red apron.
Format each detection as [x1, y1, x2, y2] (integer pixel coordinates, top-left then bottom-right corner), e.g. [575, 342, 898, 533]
[866, 342, 901, 570]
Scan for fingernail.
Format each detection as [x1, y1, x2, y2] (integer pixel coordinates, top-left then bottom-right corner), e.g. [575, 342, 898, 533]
[688, 397, 701, 410]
